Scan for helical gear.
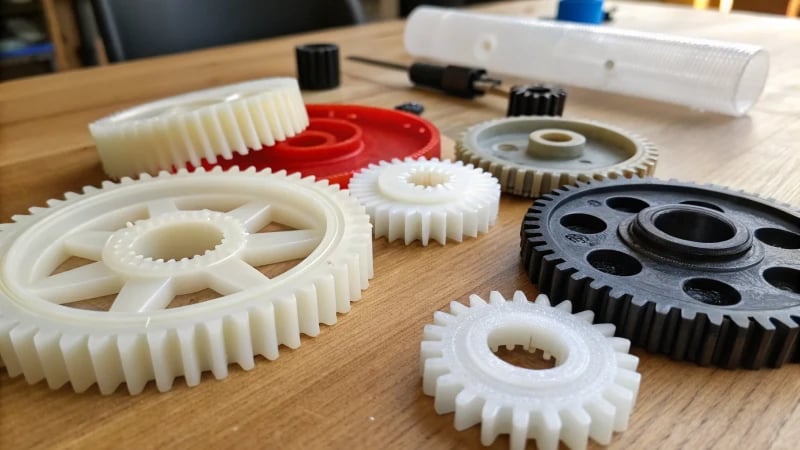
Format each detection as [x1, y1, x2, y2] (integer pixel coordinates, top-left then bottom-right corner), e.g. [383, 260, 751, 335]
[347, 157, 500, 245]
[420, 291, 641, 450]
[89, 78, 309, 179]
[455, 116, 658, 198]
[0, 167, 373, 394]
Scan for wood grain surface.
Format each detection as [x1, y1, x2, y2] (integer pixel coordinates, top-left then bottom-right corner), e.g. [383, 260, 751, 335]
[1, 1, 799, 449]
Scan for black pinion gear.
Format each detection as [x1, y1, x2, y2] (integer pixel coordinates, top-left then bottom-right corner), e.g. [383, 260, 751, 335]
[520, 177, 800, 369]
[506, 84, 567, 117]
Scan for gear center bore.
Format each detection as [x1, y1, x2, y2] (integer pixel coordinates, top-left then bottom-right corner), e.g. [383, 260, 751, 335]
[619, 204, 755, 263]
[527, 128, 586, 159]
[134, 222, 224, 261]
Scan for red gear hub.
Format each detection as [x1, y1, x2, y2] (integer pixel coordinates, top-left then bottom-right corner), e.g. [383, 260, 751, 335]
[195, 104, 441, 187]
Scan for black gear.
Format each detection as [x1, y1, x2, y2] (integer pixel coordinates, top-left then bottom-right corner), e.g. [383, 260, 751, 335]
[506, 84, 567, 117]
[295, 43, 340, 90]
[520, 178, 800, 369]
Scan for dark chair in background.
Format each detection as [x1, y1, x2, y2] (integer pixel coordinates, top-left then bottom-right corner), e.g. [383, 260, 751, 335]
[91, 0, 365, 62]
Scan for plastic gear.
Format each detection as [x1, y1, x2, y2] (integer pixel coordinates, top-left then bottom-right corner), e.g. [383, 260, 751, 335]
[347, 158, 500, 245]
[520, 178, 800, 369]
[0, 167, 373, 394]
[89, 78, 309, 179]
[506, 84, 567, 117]
[455, 116, 658, 198]
[420, 291, 641, 450]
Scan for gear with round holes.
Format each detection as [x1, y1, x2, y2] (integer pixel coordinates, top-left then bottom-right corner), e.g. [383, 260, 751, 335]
[195, 104, 441, 187]
[0, 168, 373, 394]
[347, 157, 500, 245]
[89, 78, 309, 179]
[520, 178, 800, 369]
[506, 84, 567, 117]
[455, 116, 658, 198]
[420, 291, 641, 450]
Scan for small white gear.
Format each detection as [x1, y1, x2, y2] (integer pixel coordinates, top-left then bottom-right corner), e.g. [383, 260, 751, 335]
[420, 291, 641, 450]
[456, 116, 658, 198]
[89, 78, 309, 179]
[347, 158, 500, 245]
[0, 167, 373, 395]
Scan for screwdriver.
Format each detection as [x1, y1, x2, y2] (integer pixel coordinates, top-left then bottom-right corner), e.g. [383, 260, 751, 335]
[347, 56, 505, 99]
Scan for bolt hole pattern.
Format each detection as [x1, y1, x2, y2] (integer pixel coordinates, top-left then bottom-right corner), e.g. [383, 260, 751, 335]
[654, 210, 735, 243]
[755, 228, 800, 250]
[763, 267, 800, 294]
[497, 143, 518, 152]
[587, 249, 643, 276]
[680, 200, 724, 212]
[560, 213, 607, 234]
[606, 196, 649, 213]
[682, 278, 742, 305]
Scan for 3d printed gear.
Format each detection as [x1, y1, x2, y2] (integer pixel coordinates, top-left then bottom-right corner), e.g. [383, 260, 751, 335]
[0, 167, 373, 394]
[347, 158, 500, 245]
[455, 116, 658, 198]
[520, 178, 800, 369]
[295, 43, 340, 90]
[506, 84, 567, 117]
[89, 78, 309, 179]
[420, 291, 641, 450]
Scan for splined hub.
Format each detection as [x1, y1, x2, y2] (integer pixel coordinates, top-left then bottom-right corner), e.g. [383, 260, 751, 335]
[520, 178, 800, 369]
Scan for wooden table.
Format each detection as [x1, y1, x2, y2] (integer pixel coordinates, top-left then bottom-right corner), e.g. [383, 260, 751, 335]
[2, 1, 799, 448]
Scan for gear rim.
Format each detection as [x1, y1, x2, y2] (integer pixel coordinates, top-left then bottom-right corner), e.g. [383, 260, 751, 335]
[0, 167, 373, 394]
[520, 177, 800, 369]
[455, 116, 658, 198]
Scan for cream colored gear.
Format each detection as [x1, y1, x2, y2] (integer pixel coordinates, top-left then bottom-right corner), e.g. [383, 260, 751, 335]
[421, 291, 641, 450]
[0, 167, 373, 395]
[89, 78, 309, 179]
[456, 116, 658, 198]
[347, 157, 500, 246]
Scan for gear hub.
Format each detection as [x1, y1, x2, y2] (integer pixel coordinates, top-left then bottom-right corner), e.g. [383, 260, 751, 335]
[520, 178, 800, 369]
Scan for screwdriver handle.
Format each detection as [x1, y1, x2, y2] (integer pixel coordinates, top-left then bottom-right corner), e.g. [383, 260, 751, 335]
[408, 63, 488, 99]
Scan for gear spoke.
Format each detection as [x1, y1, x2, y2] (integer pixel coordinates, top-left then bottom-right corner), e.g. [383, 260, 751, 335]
[228, 200, 273, 232]
[242, 230, 322, 266]
[146, 198, 180, 218]
[33, 262, 123, 304]
[207, 259, 270, 295]
[63, 231, 113, 261]
[109, 277, 175, 313]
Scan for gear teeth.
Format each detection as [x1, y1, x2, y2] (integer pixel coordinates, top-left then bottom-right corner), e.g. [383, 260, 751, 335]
[421, 292, 640, 449]
[456, 116, 658, 198]
[521, 176, 800, 369]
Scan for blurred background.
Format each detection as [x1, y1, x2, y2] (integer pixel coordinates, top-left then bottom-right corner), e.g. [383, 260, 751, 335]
[1, 0, 797, 81]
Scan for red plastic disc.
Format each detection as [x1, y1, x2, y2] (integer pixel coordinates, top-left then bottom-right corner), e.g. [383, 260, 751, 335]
[195, 104, 441, 187]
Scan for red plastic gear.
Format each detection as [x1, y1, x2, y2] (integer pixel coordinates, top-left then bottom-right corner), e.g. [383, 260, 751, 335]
[195, 104, 441, 187]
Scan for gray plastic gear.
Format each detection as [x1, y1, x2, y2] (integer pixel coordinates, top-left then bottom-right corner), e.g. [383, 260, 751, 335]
[0, 167, 373, 394]
[455, 116, 658, 198]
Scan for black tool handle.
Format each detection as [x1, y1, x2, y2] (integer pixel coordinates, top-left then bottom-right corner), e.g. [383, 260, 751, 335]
[408, 63, 487, 98]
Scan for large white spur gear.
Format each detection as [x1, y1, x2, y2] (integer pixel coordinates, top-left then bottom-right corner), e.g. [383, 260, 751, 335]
[420, 291, 641, 450]
[347, 157, 500, 245]
[89, 78, 309, 179]
[456, 116, 658, 198]
[0, 167, 373, 394]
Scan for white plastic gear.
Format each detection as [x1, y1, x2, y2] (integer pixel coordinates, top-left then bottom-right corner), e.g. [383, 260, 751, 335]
[420, 291, 641, 450]
[0, 167, 373, 395]
[89, 78, 309, 179]
[456, 116, 658, 198]
[347, 157, 501, 245]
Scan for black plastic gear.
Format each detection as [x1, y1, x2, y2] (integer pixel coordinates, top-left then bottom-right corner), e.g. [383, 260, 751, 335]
[506, 84, 567, 117]
[295, 43, 340, 90]
[520, 178, 800, 369]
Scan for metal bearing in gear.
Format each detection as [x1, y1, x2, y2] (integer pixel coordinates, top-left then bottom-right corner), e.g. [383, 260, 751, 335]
[0, 167, 373, 394]
[455, 117, 658, 198]
[520, 177, 800, 369]
[420, 291, 640, 450]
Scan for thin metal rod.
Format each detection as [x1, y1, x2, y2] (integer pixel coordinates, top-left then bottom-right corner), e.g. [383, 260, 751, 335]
[346, 56, 409, 72]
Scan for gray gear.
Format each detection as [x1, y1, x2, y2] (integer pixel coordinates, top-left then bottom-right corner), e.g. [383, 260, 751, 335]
[456, 116, 658, 198]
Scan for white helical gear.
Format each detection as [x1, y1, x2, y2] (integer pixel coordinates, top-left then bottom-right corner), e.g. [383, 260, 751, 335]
[347, 157, 501, 245]
[89, 78, 309, 179]
[0, 167, 373, 395]
[420, 291, 641, 450]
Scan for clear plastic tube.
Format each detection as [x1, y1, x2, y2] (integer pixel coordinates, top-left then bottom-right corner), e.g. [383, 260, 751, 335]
[404, 7, 769, 116]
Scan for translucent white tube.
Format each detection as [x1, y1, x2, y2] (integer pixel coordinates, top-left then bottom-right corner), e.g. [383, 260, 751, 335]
[404, 7, 769, 116]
